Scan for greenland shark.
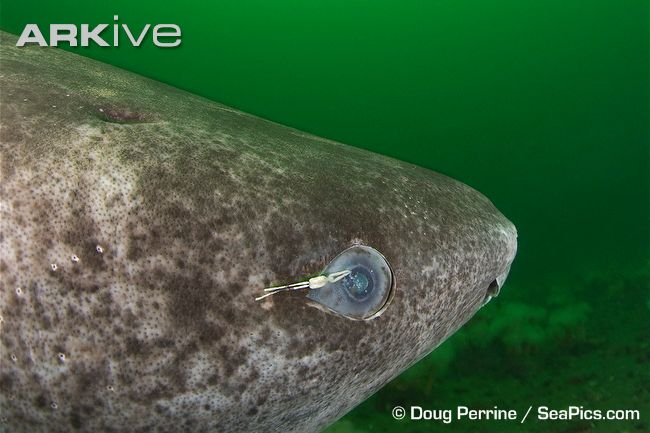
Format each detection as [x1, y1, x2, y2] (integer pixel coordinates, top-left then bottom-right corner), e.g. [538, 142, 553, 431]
[0, 30, 517, 433]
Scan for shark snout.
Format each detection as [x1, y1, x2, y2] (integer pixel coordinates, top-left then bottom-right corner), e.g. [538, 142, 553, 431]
[483, 221, 518, 305]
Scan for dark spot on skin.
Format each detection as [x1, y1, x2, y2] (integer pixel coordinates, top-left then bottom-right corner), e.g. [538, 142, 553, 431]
[140, 385, 175, 404]
[66, 304, 79, 320]
[34, 393, 47, 409]
[126, 233, 147, 261]
[0, 372, 14, 393]
[247, 368, 260, 385]
[155, 338, 175, 349]
[198, 323, 225, 345]
[71, 363, 107, 400]
[84, 403, 98, 415]
[296, 364, 309, 380]
[92, 298, 112, 319]
[106, 192, 123, 208]
[258, 328, 271, 344]
[69, 410, 82, 429]
[247, 406, 258, 416]
[125, 337, 148, 357]
[206, 373, 219, 387]
[165, 271, 214, 326]
[1, 335, 14, 350]
[122, 309, 138, 329]
[53, 344, 66, 356]
[29, 292, 52, 330]
[99, 291, 113, 306]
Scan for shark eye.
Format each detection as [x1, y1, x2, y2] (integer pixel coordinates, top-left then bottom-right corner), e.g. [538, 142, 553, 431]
[341, 266, 373, 301]
[306, 245, 394, 320]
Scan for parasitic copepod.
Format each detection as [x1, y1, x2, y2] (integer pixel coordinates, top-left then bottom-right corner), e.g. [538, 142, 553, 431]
[257, 245, 395, 320]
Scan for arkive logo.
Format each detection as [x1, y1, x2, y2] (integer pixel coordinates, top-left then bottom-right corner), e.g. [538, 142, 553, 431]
[16, 15, 181, 47]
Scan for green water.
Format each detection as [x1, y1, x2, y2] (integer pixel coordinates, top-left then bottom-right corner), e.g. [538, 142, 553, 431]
[2, 1, 648, 431]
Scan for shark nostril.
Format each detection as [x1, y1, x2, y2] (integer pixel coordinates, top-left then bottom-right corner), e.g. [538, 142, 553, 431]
[487, 279, 501, 297]
[482, 279, 502, 306]
[481, 262, 513, 306]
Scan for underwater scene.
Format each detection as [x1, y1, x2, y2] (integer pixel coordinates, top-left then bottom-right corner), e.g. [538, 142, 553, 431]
[1, 0, 647, 432]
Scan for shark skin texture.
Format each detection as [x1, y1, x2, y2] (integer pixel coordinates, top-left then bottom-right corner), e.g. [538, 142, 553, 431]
[0, 31, 517, 433]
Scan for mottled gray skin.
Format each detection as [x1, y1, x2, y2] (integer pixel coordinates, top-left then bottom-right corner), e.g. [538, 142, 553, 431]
[0, 30, 517, 433]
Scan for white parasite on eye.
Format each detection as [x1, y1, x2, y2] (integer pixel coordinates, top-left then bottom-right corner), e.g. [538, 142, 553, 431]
[57, 353, 66, 362]
[96, 245, 104, 253]
[71, 254, 79, 263]
[15, 287, 22, 296]
[51, 263, 58, 271]
[256, 270, 351, 301]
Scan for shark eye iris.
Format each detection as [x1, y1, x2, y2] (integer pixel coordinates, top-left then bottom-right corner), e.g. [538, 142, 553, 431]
[342, 267, 373, 301]
[306, 245, 394, 320]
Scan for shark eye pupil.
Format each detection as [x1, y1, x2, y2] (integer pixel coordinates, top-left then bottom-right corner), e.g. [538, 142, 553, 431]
[342, 267, 372, 300]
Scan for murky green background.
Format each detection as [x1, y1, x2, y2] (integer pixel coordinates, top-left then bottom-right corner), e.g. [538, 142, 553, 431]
[2, 1, 648, 431]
